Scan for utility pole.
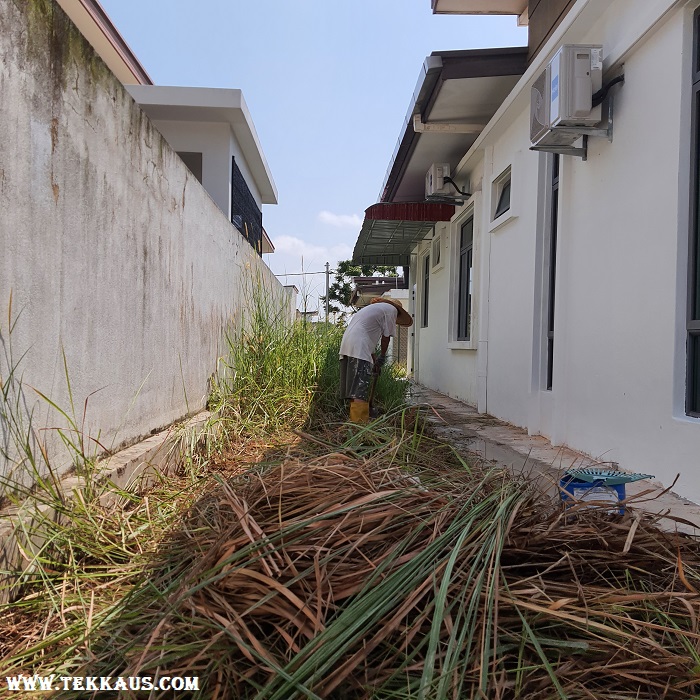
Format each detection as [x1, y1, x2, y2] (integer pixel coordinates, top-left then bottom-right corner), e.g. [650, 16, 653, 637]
[325, 262, 330, 323]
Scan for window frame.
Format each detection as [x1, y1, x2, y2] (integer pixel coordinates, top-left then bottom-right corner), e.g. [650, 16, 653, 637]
[421, 251, 430, 328]
[231, 156, 263, 256]
[493, 178, 511, 219]
[489, 160, 519, 233]
[447, 201, 478, 350]
[457, 215, 474, 342]
[687, 8, 700, 415]
[491, 165, 511, 222]
[545, 153, 560, 391]
[177, 151, 203, 184]
[431, 229, 444, 271]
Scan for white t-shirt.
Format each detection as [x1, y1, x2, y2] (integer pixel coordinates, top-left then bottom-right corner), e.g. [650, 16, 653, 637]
[339, 303, 397, 363]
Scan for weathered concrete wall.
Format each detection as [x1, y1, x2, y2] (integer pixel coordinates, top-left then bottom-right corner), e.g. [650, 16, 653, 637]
[0, 0, 282, 484]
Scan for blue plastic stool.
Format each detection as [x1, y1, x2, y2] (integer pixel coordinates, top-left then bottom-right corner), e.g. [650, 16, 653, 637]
[559, 468, 653, 515]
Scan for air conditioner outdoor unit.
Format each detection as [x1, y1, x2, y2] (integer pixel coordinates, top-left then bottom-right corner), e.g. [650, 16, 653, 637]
[425, 163, 451, 198]
[530, 45, 603, 149]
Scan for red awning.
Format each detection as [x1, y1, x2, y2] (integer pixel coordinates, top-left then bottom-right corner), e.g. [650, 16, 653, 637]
[353, 202, 455, 266]
[364, 202, 455, 222]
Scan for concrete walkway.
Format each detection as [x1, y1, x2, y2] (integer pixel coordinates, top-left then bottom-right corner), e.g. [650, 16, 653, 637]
[408, 383, 700, 536]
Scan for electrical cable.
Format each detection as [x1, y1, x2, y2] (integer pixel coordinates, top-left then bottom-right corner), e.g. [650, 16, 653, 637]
[592, 74, 624, 108]
[274, 271, 332, 276]
[443, 176, 471, 198]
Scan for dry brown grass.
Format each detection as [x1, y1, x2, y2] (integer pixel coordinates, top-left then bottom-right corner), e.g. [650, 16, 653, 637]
[53, 427, 700, 700]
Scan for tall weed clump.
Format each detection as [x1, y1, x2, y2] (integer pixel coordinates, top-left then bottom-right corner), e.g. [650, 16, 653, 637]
[376, 361, 410, 412]
[208, 278, 345, 438]
[207, 276, 413, 438]
[0, 295, 106, 509]
[0, 295, 196, 613]
[0, 301, 210, 672]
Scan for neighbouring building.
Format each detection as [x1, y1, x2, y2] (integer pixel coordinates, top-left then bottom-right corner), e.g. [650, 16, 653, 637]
[125, 85, 277, 256]
[353, 0, 700, 502]
[0, 0, 282, 485]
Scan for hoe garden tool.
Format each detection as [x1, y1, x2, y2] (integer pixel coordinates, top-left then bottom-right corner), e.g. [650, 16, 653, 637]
[368, 355, 384, 418]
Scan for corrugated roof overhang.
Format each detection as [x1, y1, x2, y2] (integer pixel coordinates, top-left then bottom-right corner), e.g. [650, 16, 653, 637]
[353, 203, 455, 266]
[380, 48, 528, 204]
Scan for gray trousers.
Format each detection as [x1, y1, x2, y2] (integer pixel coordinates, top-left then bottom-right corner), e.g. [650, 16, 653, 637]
[339, 356, 373, 400]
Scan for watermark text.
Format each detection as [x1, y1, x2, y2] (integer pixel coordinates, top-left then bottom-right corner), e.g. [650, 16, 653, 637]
[5, 675, 199, 692]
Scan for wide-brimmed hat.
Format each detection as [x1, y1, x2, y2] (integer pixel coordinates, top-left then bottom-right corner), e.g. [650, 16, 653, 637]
[370, 297, 413, 327]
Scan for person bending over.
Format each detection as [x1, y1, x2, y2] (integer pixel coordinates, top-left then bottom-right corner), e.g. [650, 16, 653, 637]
[339, 297, 413, 424]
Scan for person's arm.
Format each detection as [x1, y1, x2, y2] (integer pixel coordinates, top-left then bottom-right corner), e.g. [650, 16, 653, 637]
[380, 335, 390, 358]
[373, 335, 390, 371]
[376, 307, 395, 367]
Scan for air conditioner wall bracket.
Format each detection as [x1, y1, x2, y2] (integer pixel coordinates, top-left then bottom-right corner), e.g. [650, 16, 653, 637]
[530, 89, 618, 161]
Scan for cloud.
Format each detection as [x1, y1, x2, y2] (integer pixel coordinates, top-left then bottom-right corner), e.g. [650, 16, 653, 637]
[317, 210, 362, 228]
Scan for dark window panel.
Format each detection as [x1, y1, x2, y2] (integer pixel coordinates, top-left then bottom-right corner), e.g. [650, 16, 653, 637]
[690, 10, 700, 414]
[690, 335, 700, 415]
[695, 223, 700, 321]
[177, 152, 203, 184]
[231, 157, 263, 256]
[494, 180, 511, 219]
[457, 216, 474, 341]
[696, 11, 700, 75]
[695, 89, 700, 321]
[546, 154, 560, 390]
[422, 254, 430, 328]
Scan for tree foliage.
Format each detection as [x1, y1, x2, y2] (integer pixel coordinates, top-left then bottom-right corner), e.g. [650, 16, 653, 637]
[323, 260, 399, 313]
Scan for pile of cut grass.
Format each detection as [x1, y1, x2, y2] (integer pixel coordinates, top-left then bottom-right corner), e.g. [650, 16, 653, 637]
[7, 416, 696, 700]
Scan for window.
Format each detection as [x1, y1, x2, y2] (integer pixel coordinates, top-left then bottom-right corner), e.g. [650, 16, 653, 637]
[231, 156, 263, 256]
[431, 234, 441, 269]
[492, 167, 512, 220]
[689, 9, 700, 415]
[457, 216, 474, 340]
[177, 152, 202, 183]
[422, 253, 430, 327]
[494, 179, 511, 219]
[546, 154, 560, 390]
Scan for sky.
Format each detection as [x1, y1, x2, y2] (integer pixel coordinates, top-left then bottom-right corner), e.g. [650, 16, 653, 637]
[98, 0, 527, 312]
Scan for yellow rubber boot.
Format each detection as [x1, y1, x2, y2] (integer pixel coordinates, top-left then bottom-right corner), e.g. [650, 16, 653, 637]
[349, 400, 370, 424]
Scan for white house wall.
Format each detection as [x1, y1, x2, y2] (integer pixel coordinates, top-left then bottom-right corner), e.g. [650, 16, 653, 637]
[413, 0, 700, 501]
[543, 8, 698, 484]
[414, 222, 480, 403]
[482, 113, 541, 429]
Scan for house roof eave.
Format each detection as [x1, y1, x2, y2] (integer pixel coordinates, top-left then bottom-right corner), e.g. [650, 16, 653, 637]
[55, 0, 152, 85]
[126, 85, 278, 205]
[430, 0, 527, 16]
[379, 47, 528, 205]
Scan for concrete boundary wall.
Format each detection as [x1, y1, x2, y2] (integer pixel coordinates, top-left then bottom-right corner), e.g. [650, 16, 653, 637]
[0, 0, 283, 486]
